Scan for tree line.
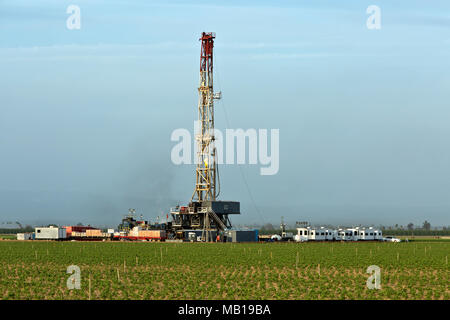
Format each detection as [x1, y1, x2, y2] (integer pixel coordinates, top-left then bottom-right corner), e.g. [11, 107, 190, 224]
[0, 226, 34, 234]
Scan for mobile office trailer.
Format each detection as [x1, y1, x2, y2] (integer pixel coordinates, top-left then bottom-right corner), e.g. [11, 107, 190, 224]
[359, 227, 381, 241]
[364, 228, 375, 241]
[357, 228, 365, 240]
[347, 228, 360, 241]
[322, 227, 338, 241]
[336, 229, 345, 241]
[295, 227, 336, 241]
[337, 228, 359, 241]
[337, 229, 354, 241]
[374, 229, 383, 240]
[17, 233, 32, 240]
[313, 227, 327, 241]
[326, 229, 338, 241]
[370, 228, 382, 240]
[35, 226, 66, 240]
[308, 228, 317, 240]
[294, 227, 309, 242]
[358, 228, 368, 240]
[295, 226, 383, 242]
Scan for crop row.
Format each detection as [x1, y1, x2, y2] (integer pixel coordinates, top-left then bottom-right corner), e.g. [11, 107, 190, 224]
[0, 241, 448, 299]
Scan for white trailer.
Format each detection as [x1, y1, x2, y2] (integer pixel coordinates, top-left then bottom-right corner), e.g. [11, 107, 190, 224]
[365, 228, 375, 241]
[35, 226, 66, 240]
[336, 229, 346, 240]
[374, 229, 383, 240]
[348, 228, 360, 241]
[308, 228, 317, 241]
[336, 229, 357, 241]
[325, 229, 338, 241]
[359, 227, 382, 241]
[357, 228, 366, 240]
[294, 227, 309, 242]
[313, 227, 327, 241]
[294, 226, 384, 242]
[17, 233, 32, 240]
[296, 227, 339, 242]
[356, 228, 365, 240]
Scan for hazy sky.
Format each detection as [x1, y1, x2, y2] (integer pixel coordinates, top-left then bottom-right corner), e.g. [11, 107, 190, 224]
[1, 0, 449, 228]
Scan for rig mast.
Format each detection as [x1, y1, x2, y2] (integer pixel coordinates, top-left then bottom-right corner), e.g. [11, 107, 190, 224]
[169, 32, 240, 241]
[192, 32, 219, 202]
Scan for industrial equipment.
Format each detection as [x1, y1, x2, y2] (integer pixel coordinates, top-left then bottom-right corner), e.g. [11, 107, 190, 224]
[169, 32, 240, 241]
[114, 209, 170, 241]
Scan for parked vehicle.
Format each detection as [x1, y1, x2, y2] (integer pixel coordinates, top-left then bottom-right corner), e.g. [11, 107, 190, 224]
[383, 236, 401, 242]
[271, 234, 282, 241]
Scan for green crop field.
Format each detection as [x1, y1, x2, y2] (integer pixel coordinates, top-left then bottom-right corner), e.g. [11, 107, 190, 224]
[0, 241, 448, 300]
[0, 235, 16, 240]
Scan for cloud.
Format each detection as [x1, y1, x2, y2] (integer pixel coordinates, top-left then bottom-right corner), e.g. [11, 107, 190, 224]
[0, 42, 337, 62]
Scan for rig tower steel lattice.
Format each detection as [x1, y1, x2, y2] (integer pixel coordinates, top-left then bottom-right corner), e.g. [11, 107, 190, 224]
[169, 32, 240, 242]
[192, 32, 219, 202]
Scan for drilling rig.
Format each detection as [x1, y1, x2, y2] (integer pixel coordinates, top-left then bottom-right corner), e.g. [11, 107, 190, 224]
[170, 32, 240, 241]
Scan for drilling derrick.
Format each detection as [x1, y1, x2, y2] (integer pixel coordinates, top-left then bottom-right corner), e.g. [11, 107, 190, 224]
[169, 32, 240, 241]
[193, 32, 217, 202]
